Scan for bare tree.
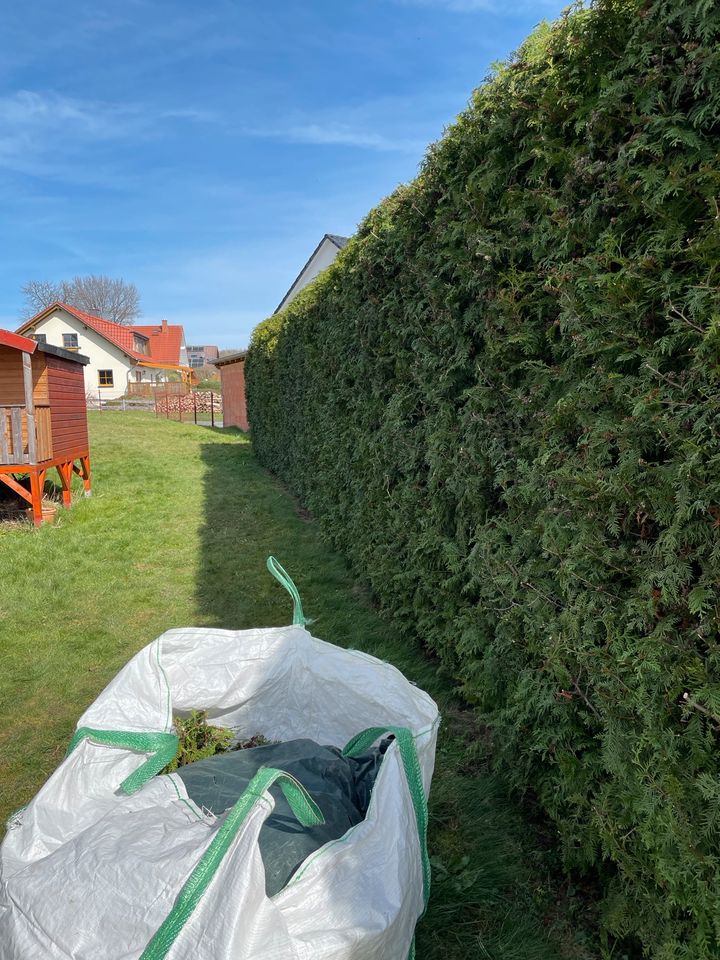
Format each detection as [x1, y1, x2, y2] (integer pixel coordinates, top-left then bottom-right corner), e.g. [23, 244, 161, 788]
[20, 275, 141, 325]
[21, 280, 68, 319]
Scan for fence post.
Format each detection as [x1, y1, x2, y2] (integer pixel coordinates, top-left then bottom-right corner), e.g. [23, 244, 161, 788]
[98, 390, 102, 411]
[193, 392, 197, 425]
[211, 392, 215, 429]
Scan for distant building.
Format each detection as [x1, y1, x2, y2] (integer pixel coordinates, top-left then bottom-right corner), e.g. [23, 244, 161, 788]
[183, 344, 220, 370]
[274, 234, 348, 314]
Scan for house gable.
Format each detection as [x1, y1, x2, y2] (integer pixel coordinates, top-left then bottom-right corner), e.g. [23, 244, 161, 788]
[275, 234, 348, 314]
[133, 319, 185, 364]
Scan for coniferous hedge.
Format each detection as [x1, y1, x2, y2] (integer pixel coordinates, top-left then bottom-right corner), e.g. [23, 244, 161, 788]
[246, 1, 720, 954]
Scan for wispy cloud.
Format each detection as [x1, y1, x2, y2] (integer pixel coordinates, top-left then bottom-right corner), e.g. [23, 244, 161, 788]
[242, 88, 463, 157]
[0, 91, 135, 151]
[0, 90, 213, 166]
[249, 122, 424, 154]
[392, 0, 494, 9]
[389, 0, 561, 11]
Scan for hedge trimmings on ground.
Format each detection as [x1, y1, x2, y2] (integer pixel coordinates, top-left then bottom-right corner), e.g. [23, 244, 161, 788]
[248, 1, 720, 956]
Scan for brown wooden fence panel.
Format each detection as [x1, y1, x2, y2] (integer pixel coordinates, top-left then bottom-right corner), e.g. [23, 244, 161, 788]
[127, 381, 189, 398]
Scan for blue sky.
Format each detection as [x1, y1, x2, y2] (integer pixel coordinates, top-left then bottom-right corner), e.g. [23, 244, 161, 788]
[0, 0, 567, 348]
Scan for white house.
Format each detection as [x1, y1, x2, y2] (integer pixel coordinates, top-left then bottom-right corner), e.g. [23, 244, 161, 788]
[275, 234, 348, 313]
[17, 302, 191, 401]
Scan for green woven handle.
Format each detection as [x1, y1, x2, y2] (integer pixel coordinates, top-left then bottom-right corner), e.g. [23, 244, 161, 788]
[344, 725, 431, 960]
[140, 767, 324, 960]
[66, 728, 179, 795]
[343, 726, 430, 909]
[266, 555, 312, 626]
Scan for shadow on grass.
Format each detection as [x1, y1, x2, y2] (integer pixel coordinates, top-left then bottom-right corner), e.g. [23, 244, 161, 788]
[196, 437, 599, 960]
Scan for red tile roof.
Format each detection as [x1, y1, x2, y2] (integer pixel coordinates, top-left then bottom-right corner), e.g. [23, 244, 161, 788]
[17, 303, 185, 366]
[134, 321, 184, 365]
[17, 302, 147, 360]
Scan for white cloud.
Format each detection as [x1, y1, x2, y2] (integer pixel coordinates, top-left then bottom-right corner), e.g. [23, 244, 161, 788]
[250, 122, 424, 154]
[242, 88, 463, 157]
[393, 0, 494, 8]
[0, 91, 135, 143]
[390, 0, 561, 10]
[0, 90, 213, 168]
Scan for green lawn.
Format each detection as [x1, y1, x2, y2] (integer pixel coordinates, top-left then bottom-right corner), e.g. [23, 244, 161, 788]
[0, 412, 596, 959]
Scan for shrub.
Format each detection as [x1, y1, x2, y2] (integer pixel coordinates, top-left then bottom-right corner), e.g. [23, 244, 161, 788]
[247, 1, 720, 955]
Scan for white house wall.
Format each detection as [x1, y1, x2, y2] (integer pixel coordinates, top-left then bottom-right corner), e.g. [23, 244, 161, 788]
[23, 309, 134, 401]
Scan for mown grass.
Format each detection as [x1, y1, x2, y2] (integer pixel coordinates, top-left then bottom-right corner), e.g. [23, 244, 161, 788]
[0, 412, 598, 959]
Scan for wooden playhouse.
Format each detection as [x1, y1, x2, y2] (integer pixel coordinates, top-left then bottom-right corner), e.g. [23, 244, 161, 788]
[0, 329, 91, 525]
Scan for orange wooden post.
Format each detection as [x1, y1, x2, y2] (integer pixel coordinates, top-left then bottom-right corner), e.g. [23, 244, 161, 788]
[29, 470, 43, 527]
[72, 455, 92, 496]
[57, 461, 72, 508]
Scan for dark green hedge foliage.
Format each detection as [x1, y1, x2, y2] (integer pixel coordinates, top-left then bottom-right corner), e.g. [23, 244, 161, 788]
[246, 2, 720, 955]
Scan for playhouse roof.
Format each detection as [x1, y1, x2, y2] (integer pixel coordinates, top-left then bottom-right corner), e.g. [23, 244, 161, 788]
[0, 328, 37, 353]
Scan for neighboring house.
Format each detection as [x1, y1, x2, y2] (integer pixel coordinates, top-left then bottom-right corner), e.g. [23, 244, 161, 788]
[216, 351, 248, 431]
[16, 303, 192, 401]
[274, 234, 348, 313]
[183, 344, 220, 369]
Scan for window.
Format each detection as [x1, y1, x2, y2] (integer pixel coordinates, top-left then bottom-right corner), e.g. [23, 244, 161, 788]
[98, 370, 114, 387]
[189, 357, 204, 368]
[33, 334, 47, 345]
[133, 335, 149, 355]
[63, 333, 79, 351]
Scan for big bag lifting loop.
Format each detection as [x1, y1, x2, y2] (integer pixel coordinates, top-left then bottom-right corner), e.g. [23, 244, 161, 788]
[140, 768, 325, 960]
[266, 555, 312, 626]
[343, 726, 430, 912]
[66, 729, 180, 795]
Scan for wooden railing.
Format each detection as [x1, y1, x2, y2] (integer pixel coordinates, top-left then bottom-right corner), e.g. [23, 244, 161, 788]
[0, 405, 52, 465]
[127, 381, 190, 398]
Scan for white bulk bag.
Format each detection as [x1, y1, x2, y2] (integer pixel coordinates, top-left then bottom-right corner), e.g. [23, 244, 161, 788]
[0, 559, 439, 960]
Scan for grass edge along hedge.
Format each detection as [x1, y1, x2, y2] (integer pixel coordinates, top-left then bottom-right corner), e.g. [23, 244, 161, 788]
[247, 2, 720, 956]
